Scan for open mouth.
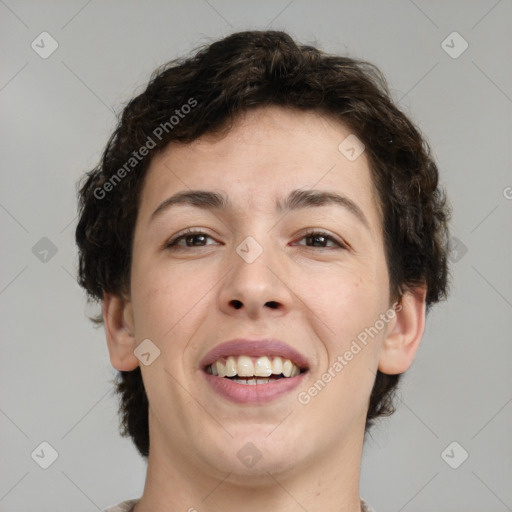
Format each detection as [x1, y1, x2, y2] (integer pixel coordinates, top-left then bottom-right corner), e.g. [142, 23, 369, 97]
[204, 355, 307, 385]
[200, 338, 310, 402]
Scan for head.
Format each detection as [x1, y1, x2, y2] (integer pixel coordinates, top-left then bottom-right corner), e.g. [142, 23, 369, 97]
[75, 30, 450, 466]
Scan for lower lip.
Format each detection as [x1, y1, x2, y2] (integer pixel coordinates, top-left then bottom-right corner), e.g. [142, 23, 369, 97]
[202, 371, 307, 403]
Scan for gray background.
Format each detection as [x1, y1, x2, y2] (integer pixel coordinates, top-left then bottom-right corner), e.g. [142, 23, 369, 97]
[1, 1, 511, 511]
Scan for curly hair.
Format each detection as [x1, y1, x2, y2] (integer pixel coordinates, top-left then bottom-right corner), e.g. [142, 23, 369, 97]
[75, 30, 450, 459]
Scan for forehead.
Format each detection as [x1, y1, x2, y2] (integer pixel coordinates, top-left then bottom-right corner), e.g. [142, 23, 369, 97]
[139, 106, 381, 232]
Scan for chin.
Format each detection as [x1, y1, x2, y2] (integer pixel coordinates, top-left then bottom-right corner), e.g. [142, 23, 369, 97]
[202, 427, 306, 481]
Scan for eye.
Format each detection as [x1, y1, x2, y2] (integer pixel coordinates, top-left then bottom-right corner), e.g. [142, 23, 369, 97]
[165, 228, 347, 251]
[294, 230, 347, 249]
[165, 229, 218, 249]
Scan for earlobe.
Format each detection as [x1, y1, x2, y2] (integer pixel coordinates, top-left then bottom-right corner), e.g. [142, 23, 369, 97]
[378, 286, 427, 375]
[102, 292, 140, 371]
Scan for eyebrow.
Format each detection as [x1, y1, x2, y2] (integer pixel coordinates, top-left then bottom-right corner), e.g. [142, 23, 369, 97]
[150, 188, 370, 230]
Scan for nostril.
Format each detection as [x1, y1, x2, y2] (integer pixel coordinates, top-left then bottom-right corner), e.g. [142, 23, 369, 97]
[231, 300, 243, 309]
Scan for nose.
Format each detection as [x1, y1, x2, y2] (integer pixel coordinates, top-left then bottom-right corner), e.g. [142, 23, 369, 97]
[217, 235, 293, 320]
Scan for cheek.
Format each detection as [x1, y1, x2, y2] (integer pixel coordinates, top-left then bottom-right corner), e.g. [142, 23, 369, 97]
[303, 260, 389, 361]
[307, 262, 383, 320]
[300, 272, 389, 422]
[130, 258, 210, 340]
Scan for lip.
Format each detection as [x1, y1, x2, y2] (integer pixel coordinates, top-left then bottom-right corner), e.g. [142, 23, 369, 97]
[202, 371, 307, 403]
[199, 338, 310, 370]
[199, 338, 310, 404]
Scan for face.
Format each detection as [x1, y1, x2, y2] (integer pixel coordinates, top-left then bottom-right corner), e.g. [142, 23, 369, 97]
[112, 106, 403, 481]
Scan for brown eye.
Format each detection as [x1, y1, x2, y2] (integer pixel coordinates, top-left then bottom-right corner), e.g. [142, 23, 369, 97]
[166, 229, 216, 249]
[295, 230, 346, 249]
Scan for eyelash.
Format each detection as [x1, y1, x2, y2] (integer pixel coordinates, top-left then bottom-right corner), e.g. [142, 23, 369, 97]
[165, 228, 347, 250]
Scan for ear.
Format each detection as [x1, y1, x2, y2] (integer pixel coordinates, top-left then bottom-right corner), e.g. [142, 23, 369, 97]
[102, 292, 140, 371]
[378, 286, 427, 375]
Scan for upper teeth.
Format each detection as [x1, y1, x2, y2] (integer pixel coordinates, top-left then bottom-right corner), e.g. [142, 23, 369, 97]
[207, 355, 301, 378]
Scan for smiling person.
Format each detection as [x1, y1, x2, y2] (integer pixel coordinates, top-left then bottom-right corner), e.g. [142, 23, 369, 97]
[75, 30, 450, 512]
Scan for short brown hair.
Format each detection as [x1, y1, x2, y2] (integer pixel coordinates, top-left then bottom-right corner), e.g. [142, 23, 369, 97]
[75, 30, 450, 458]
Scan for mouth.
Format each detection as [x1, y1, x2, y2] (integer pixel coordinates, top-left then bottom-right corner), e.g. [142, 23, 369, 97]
[200, 338, 309, 403]
[205, 355, 304, 383]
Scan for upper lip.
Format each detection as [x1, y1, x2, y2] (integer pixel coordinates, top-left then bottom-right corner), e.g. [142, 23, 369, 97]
[200, 338, 310, 371]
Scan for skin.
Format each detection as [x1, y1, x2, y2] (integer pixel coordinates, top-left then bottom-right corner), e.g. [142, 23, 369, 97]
[103, 106, 426, 512]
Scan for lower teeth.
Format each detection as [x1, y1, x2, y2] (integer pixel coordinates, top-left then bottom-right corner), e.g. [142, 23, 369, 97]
[227, 376, 282, 385]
